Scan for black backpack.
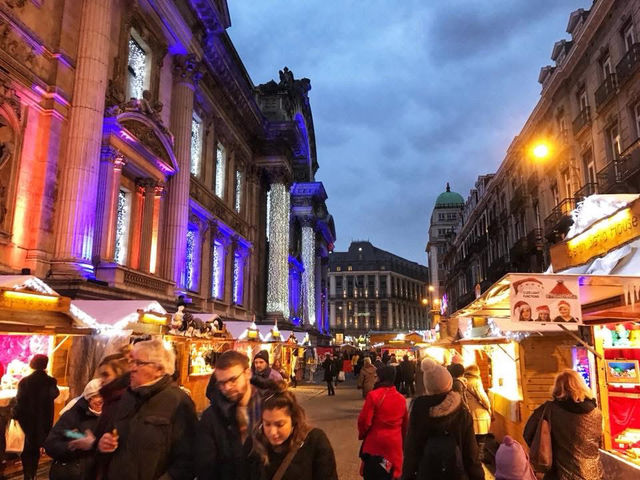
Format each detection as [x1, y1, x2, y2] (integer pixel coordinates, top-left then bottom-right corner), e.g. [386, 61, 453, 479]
[417, 425, 466, 480]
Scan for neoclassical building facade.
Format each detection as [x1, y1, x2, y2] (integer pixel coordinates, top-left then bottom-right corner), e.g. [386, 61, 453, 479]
[0, 0, 334, 332]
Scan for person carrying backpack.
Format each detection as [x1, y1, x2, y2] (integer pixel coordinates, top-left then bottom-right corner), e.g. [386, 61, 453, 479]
[402, 362, 484, 480]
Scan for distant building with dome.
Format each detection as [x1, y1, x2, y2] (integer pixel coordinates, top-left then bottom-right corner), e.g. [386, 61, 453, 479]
[426, 183, 464, 304]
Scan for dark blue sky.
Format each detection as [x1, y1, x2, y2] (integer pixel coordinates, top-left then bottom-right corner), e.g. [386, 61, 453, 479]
[227, 1, 588, 265]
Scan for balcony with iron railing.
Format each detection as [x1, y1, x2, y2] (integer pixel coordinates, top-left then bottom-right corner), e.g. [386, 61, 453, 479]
[595, 73, 617, 111]
[543, 197, 576, 239]
[572, 107, 591, 135]
[616, 43, 640, 86]
[597, 145, 640, 193]
[574, 182, 599, 202]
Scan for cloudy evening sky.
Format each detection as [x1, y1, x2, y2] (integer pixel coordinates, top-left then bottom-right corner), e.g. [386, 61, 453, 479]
[227, 0, 588, 265]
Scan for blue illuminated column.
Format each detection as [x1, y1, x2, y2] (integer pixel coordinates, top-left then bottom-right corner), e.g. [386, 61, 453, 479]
[266, 182, 290, 319]
[301, 219, 316, 326]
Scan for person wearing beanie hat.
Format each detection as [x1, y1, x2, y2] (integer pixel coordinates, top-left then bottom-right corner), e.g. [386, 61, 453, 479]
[358, 363, 408, 479]
[494, 436, 536, 480]
[252, 349, 283, 384]
[402, 362, 483, 480]
[44, 379, 104, 480]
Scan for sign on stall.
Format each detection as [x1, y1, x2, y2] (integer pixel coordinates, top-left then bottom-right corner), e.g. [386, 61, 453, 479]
[510, 274, 581, 324]
[550, 199, 640, 271]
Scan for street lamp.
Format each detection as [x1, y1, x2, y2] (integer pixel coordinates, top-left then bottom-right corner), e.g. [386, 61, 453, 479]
[530, 141, 552, 162]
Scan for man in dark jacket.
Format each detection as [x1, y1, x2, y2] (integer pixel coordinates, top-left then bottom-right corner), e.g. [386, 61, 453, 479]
[399, 355, 417, 397]
[14, 354, 59, 480]
[322, 353, 336, 395]
[97, 339, 197, 480]
[403, 363, 484, 480]
[197, 350, 263, 480]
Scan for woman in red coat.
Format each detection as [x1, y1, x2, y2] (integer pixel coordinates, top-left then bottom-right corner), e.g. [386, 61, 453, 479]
[357, 366, 408, 480]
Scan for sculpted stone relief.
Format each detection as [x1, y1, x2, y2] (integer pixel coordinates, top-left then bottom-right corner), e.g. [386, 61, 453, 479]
[0, 115, 14, 227]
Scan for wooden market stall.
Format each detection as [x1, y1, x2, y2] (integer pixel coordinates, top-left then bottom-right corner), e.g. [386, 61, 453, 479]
[0, 276, 99, 422]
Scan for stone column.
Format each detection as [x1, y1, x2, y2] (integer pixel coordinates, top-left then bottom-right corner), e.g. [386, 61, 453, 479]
[51, 0, 114, 276]
[375, 301, 381, 329]
[375, 274, 380, 298]
[387, 274, 392, 296]
[164, 54, 202, 288]
[329, 302, 336, 328]
[266, 180, 290, 319]
[94, 147, 125, 264]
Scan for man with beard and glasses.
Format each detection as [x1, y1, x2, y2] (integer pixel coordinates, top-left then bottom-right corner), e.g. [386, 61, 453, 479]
[196, 350, 264, 480]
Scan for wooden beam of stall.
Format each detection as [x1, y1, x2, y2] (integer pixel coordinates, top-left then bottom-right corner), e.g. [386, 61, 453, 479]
[556, 324, 602, 360]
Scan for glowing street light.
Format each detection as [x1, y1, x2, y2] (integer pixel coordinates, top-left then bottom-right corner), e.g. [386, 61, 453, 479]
[531, 142, 551, 161]
[421, 298, 429, 306]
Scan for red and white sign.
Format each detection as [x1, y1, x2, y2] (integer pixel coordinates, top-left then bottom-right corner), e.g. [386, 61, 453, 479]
[510, 275, 581, 324]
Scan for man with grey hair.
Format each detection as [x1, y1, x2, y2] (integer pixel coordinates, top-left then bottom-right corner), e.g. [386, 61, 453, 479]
[97, 339, 197, 480]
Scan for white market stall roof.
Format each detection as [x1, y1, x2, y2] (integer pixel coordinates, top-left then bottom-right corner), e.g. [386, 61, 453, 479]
[224, 321, 264, 341]
[452, 272, 640, 329]
[0, 275, 97, 331]
[72, 299, 167, 330]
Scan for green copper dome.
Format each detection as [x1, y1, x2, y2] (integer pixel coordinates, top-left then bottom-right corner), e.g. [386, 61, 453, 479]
[435, 183, 464, 207]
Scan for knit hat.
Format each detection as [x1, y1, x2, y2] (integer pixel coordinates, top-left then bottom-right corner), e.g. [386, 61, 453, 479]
[254, 349, 270, 364]
[423, 364, 453, 395]
[421, 357, 437, 374]
[82, 379, 103, 400]
[376, 365, 396, 386]
[495, 435, 536, 480]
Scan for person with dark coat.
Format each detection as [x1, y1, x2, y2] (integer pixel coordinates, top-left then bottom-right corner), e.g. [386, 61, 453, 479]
[355, 352, 365, 377]
[44, 379, 103, 480]
[399, 355, 416, 397]
[247, 387, 338, 480]
[358, 366, 408, 479]
[252, 350, 283, 383]
[91, 354, 130, 479]
[197, 350, 264, 480]
[96, 339, 197, 480]
[322, 353, 337, 395]
[523, 369, 603, 480]
[14, 354, 59, 480]
[333, 353, 344, 384]
[357, 357, 378, 398]
[402, 362, 484, 480]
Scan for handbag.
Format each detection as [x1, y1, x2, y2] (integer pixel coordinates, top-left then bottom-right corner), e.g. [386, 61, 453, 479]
[49, 459, 82, 480]
[5, 419, 24, 453]
[529, 403, 553, 473]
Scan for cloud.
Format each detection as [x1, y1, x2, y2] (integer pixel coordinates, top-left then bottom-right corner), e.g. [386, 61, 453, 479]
[226, 0, 590, 263]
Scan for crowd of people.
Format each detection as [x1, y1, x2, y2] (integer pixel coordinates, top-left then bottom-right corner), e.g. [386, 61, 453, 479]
[348, 350, 604, 480]
[8, 343, 604, 480]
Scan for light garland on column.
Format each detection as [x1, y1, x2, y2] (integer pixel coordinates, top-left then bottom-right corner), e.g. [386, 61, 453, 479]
[185, 229, 195, 290]
[302, 225, 316, 326]
[266, 183, 290, 319]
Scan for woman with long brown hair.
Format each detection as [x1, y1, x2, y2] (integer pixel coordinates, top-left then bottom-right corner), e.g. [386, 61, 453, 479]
[248, 387, 338, 480]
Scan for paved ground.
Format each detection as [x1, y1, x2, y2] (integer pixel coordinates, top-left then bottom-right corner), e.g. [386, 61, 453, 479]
[295, 376, 495, 480]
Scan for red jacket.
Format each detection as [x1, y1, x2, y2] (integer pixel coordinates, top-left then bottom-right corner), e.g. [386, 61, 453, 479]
[357, 385, 408, 479]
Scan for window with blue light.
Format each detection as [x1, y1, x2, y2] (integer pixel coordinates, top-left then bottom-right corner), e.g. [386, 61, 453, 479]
[234, 170, 242, 213]
[185, 229, 196, 291]
[232, 253, 244, 305]
[191, 116, 202, 177]
[211, 241, 225, 299]
[215, 143, 226, 198]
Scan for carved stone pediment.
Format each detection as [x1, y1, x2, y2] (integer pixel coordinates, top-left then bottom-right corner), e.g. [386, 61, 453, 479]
[120, 118, 172, 169]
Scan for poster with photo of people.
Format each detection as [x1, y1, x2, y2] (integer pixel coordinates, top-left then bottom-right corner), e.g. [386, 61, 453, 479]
[510, 275, 581, 324]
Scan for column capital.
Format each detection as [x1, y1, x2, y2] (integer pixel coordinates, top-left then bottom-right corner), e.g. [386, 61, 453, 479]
[173, 54, 204, 87]
[101, 145, 126, 168]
